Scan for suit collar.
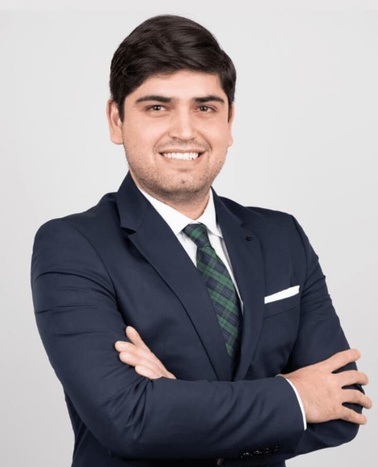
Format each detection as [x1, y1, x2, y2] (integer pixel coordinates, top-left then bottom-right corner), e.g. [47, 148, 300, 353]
[115, 172, 151, 232]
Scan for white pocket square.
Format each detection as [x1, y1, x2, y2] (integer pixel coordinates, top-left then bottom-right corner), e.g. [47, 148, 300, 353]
[264, 285, 300, 304]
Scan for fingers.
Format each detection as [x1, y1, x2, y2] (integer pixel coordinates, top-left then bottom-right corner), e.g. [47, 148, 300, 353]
[118, 347, 161, 377]
[322, 348, 361, 372]
[134, 365, 164, 380]
[134, 365, 176, 380]
[117, 346, 147, 367]
[125, 326, 150, 351]
[117, 345, 171, 378]
[115, 327, 176, 380]
[339, 405, 368, 425]
[338, 369, 369, 388]
[341, 388, 373, 410]
[116, 342, 158, 369]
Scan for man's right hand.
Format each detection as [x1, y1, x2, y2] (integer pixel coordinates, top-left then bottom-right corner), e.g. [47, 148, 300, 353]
[280, 348, 372, 425]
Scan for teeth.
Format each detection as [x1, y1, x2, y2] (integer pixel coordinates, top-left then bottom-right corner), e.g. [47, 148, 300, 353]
[162, 152, 200, 160]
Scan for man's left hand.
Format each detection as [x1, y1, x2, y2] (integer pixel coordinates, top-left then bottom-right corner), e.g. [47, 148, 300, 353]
[115, 326, 176, 380]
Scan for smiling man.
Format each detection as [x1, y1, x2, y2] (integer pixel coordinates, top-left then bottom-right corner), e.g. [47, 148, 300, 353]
[107, 70, 233, 219]
[31, 15, 371, 467]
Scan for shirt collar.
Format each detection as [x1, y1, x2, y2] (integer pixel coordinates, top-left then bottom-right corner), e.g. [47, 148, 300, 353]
[137, 187, 222, 238]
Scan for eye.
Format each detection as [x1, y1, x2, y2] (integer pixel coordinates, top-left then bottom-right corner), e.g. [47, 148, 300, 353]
[148, 104, 164, 111]
[198, 105, 215, 113]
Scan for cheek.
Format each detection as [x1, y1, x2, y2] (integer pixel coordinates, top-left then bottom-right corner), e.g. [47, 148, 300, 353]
[207, 122, 232, 147]
[211, 130, 232, 158]
[123, 129, 147, 154]
[125, 122, 165, 150]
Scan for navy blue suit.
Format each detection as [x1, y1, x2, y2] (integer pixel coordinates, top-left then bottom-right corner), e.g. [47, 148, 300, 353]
[31, 173, 359, 466]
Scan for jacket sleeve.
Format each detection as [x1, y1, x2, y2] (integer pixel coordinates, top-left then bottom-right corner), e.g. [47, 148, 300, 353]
[286, 215, 362, 457]
[31, 218, 305, 462]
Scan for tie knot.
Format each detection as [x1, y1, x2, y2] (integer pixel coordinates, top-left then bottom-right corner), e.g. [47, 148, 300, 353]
[183, 223, 211, 249]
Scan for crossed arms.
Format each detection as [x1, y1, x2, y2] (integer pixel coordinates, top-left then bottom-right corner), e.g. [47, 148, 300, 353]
[116, 326, 371, 426]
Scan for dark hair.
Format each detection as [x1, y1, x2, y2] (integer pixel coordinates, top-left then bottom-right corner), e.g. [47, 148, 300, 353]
[109, 15, 236, 120]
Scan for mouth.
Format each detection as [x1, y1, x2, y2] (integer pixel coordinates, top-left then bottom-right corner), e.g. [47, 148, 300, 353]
[160, 151, 204, 160]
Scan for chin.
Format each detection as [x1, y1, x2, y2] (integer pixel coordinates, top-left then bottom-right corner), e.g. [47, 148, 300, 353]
[158, 182, 209, 201]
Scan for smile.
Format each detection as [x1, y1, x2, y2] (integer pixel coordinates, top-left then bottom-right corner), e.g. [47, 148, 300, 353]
[161, 152, 201, 160]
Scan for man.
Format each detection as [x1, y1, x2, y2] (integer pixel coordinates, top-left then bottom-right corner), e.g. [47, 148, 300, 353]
[31, 14, 371, 467]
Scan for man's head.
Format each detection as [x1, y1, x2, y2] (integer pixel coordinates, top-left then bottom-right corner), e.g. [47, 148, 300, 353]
[109, 14, 236, 121]
[107, 15, 236, 218]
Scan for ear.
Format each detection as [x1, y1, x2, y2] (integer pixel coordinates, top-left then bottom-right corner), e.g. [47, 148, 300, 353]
[227, 104, 235, 147]
[106, 99, 124, 145]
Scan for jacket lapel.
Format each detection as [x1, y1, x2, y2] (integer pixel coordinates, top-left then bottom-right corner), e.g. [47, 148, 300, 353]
[214, 193, 266, 381]
[116, 174, 233, 381]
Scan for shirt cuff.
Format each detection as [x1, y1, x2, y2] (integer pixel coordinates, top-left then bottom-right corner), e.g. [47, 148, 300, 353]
[285, 378, 307, 430]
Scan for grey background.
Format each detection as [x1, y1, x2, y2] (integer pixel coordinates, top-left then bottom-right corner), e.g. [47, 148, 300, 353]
[1, 1, 377, 466]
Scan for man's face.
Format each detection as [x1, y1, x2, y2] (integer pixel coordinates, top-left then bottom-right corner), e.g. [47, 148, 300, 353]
[107, 70, 234, 206]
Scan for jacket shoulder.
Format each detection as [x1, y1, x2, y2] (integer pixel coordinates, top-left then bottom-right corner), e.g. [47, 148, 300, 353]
[219, 196, 295, 225]
[34, 192, 119, 241]
[218, 196, 310, 252]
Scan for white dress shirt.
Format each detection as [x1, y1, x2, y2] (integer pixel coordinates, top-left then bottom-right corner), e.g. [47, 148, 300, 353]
[140, 188, 242, 299]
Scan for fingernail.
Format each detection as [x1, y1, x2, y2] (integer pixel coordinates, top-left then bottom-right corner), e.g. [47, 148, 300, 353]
[115, 341, 127, 350]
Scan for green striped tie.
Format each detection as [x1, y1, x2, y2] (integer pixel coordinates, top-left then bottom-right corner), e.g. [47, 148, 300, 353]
[183, 223, 241, 359]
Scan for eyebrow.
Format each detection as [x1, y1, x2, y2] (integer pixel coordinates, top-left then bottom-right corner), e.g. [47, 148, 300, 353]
[193, 95, 225, 104]
[135, 94, 226, 104]
[135, 95, 172, 104]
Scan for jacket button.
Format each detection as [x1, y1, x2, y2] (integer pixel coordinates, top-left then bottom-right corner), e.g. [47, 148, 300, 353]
[252, 449, 264, 456]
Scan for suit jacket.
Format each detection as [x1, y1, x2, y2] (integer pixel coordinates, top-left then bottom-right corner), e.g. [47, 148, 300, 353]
[31, 173, 359, 467]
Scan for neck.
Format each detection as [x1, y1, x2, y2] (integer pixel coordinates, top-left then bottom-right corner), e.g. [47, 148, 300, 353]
[137, 183, 211, 220]
[165, 194, 210, 220]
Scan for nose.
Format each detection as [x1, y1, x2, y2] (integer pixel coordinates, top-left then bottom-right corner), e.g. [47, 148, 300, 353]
[168, 108, 197, 141]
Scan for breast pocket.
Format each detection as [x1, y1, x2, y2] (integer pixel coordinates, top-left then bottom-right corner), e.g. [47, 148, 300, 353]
[264, 293, 300, 318]
[256, 293, 301, 375]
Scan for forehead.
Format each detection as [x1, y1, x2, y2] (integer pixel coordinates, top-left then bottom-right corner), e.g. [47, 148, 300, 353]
[128, 70, 226, 100]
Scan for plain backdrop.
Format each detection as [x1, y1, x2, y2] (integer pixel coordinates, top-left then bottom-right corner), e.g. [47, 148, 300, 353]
[1, 1, 377, 466]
